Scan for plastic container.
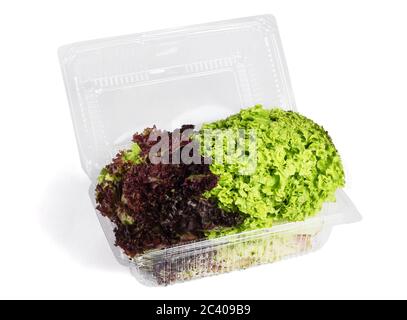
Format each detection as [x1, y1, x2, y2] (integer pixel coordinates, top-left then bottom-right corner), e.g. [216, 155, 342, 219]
[59, 15, 361, 286]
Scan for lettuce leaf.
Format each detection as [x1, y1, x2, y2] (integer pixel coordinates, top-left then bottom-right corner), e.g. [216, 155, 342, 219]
[199, 105, 345, 237]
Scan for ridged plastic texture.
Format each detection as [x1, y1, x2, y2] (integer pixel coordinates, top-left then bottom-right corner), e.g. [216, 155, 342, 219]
[129, 189, 359, 286]
[59, 15, 361, 286]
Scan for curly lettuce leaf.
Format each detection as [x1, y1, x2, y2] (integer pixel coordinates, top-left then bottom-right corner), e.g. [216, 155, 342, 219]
[199, 105, 345, 237]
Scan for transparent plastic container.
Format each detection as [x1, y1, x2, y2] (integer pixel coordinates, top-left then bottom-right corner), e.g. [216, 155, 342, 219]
[59, 15, 361, 286]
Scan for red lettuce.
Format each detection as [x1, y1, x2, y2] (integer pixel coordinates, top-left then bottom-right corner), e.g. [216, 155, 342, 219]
[95, 126, 243, 256]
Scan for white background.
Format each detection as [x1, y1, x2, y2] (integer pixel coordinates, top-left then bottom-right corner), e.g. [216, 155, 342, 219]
[0, 0, 406, 300]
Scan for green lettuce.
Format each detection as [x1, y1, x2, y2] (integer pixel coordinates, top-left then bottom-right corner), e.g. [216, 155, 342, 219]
[122, 143, 142, 164]
[199, 105, 345, 237]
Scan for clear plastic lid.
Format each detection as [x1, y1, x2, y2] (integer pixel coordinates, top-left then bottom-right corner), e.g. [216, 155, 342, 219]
[59, 15, 295, 179]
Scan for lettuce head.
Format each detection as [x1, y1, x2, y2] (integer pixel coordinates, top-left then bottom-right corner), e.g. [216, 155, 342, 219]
[199, 105, 345, 237]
